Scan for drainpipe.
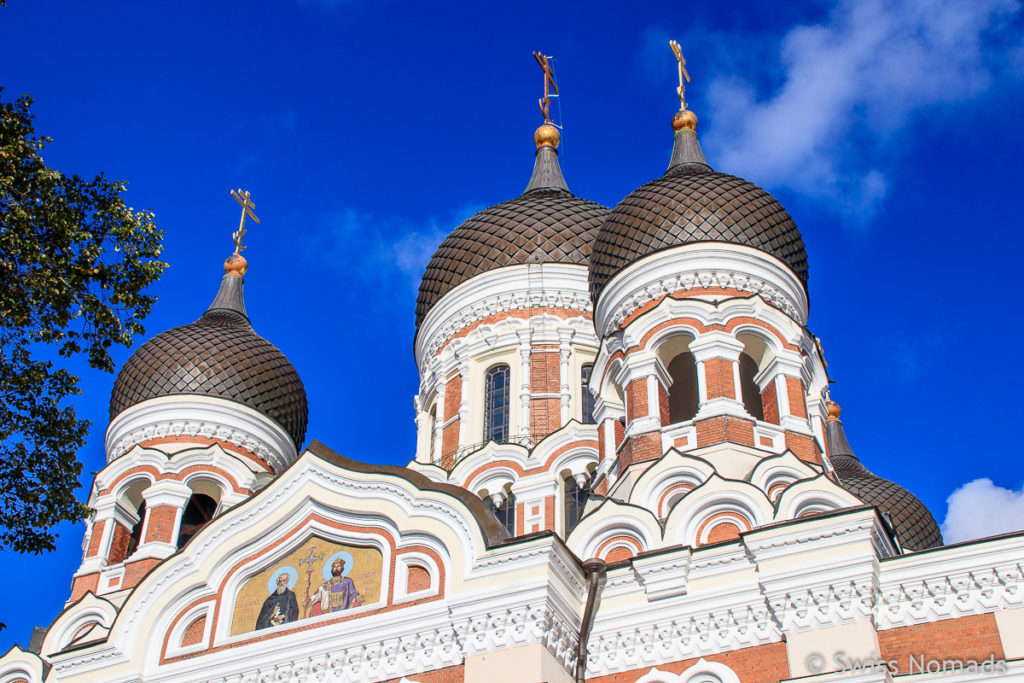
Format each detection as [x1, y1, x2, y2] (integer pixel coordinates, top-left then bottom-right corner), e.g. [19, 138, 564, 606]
[576, 558, 607, 683]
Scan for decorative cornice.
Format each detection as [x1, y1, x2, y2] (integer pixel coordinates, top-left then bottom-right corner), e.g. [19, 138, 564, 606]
[174, 599, 577, 683]
[586, 601, 780, 677]
[876, 545, 1024, 629]
[416, 264, 593, 367]
[594, 243, 809, 336]
[106, 396, 295, 472]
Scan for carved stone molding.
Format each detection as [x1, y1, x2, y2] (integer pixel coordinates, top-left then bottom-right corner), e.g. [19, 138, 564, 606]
[594, 244, 809, 336]
[587, 604, 780, 676]
[196, 602, 577, 683]
[603, 270, 800, 336]
[876, 560, 1024, 630]
[415, 264, 593, 367]
[105, 396, 296, 473]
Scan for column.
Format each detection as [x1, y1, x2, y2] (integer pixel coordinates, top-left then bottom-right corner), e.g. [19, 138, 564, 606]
[518, 330, 531, 441]
[134, 480, 193, 560]
[558, 330, 573, 427]
[688, 331, 747, 418]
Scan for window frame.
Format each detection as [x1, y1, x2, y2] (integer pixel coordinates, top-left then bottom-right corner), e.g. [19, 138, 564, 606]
[483, 364, 511, 443]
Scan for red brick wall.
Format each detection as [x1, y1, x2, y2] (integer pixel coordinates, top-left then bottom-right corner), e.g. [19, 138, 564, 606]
[704, 358, 736, 400]
[878, 614, 1005, 675]
[761, 382, 780, 425]
[705, 521, 742, 544]
[86, 519, 107, 558]
[625, 379, 648, 423]
[70, 573, 100, 602]
[442, 374, 462, 456]
[530, 397, 560, 438]
[597, 535, 643, 562]
[530, 347, 560, 393]
[658, 383, 670, 426]
[106, 521, 131, 565]
[616, 432, 662, 469]
[785, 376, 807, 418]
[180, 615, 206, 647]
[587, 641, 789, 683]
[695, 416, 755, 448]
[784, 431, 821, 465]
[124, 557, 161, 587]
[441, 423, 460, 458]
[383, 666, 464, 683]
[443, 374, 461, 422]
[604, 546, 635, 563]
[145, 505, 180, 545]
[406, 565, 431, 593]
[544, 496, 555, 532]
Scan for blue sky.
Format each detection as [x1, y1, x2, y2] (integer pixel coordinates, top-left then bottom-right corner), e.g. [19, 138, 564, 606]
[2, 0, 1023, 651]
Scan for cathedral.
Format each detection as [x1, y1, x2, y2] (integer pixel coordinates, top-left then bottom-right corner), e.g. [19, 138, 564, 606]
[1, 50, 1022, 683]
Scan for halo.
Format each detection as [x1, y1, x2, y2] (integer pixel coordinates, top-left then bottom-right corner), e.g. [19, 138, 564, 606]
[265, 565, 299, 593]
[321, 551, 354, 580]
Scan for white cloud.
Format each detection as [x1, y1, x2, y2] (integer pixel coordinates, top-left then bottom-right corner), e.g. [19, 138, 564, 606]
[690, 0, 1022, 220]
[314, 205, 477, 295]
[941, 478, 1024, 544]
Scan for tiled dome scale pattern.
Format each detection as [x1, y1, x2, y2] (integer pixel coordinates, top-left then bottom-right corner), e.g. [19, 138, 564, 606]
[109, 308, 308, 449]
[589, 164, 809, 301]
[832, 455, 944, 551]
[416, 188, 609, 327]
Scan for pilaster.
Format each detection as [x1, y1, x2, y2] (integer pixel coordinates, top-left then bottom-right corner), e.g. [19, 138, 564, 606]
[135, 479, 193, 559]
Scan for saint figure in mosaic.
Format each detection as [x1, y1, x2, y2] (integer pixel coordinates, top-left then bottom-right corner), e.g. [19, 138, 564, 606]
[308, 557, 363, 615]
[255, 572, 299, 629]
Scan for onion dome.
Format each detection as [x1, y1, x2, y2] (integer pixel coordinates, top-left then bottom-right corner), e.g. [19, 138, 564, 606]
[825, 399, 942, 551]
[589, 108, 808, 302]
[415, 123, 609, 327]
[109, 251, 308, 450]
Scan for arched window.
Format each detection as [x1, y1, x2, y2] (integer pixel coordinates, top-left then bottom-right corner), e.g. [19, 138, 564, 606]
[177, 494, 218, 549]
[667, 352, 699, 423]
[484, 364, 510, 443]
[738, 352, 764, 421]
[565, 476, 590, 531]
[485, 491, 516, 537]
[125, 501, 147, 558]
[581, 364, 596, 424]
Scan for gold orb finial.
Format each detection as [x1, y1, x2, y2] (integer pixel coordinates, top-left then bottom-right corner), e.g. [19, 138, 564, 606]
[225, 188, 258, 278]
[224, 252, 248, 278]
[825, 398, 842, 421]
[672, 109, 698, 132]
[669, 41, 698, 133]
[534, 123, 561, 149]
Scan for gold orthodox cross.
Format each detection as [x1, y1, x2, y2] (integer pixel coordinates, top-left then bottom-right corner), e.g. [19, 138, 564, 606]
[299, 545, 324, 577]
[299, 545, 325, 618]
[814, 336, 830, 370]
[230, 188, 260, 254]
[669, 40, 690, 109]
[533, 51, 559, 124]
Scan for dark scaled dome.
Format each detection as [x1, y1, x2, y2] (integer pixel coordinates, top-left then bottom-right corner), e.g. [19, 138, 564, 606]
[826, 401, 942, 551]
[589, 125, 808, 302]
[415, 125, 609, 328]
[109, 257, 308, 450]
